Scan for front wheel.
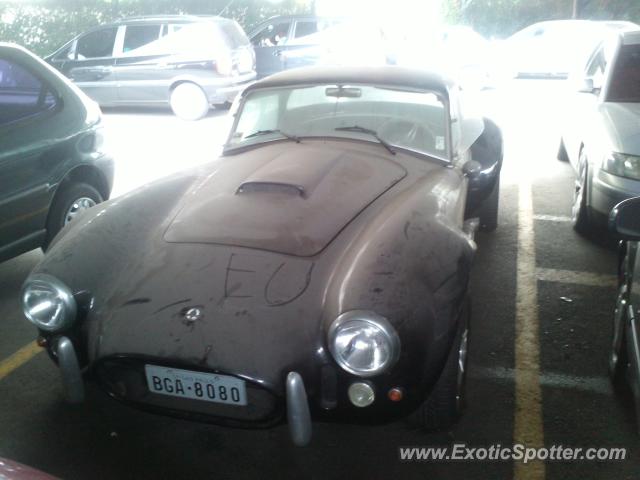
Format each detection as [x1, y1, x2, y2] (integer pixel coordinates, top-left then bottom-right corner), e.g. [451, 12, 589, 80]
[478, 177, 500, 232]
[44, 182, 103, 250]
[412, 299, 470, 431]
[170, 82, 210, 121]
[572, 154, 591, 234]
[609, 284, 629, 386]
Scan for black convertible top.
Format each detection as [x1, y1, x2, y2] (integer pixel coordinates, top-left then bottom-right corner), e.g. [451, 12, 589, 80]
[245, 66, 455, 98]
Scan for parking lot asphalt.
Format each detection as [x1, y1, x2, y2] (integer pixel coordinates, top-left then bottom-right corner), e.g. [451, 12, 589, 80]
[0, 83, 639, 480]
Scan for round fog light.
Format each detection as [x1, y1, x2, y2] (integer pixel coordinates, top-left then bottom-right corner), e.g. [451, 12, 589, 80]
[348, 382, 375, 407]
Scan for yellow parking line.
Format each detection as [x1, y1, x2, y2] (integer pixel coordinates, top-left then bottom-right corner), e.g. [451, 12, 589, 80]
[514, 179, 545, 479]
[0, 341, 43, 381]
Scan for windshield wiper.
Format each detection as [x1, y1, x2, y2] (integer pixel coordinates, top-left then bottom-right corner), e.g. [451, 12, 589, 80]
[244, 129, 300, 143]
[334, 125, 396, 155]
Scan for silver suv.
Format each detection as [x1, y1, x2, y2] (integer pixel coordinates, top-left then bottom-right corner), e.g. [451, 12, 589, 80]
[47, 15, 256, 120]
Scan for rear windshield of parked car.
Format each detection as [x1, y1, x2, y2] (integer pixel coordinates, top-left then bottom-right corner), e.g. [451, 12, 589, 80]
[607, 44, 640, 102]
[218, 20, 250, 49]
[228, 84, 448, 159]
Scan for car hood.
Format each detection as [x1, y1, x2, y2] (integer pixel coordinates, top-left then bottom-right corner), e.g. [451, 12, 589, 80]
[599, 102, 640, 156]
[164, 142, 407, 256]
[35, 143, 468, 389]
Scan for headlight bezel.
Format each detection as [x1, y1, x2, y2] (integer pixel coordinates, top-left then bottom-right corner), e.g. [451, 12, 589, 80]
[22, 274, 77, 332]
[602, 152, 640, 181]
[328, 310, 401, 378]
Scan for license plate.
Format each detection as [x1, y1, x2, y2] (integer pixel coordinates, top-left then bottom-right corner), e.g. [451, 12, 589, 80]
[145, 365, 247, 406]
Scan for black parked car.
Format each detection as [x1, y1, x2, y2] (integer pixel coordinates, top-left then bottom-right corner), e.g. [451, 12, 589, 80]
[609, 197, 640, 432]
[47, 15, 256, 120]
[0, 43, 113, 263]
[249, 16, 392, 78]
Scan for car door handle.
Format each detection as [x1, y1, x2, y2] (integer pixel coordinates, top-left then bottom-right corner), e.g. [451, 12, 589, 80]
[273, 50, 282, 57]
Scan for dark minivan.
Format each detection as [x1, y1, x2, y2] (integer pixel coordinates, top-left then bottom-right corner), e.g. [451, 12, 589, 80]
[47, 15, 256, 120]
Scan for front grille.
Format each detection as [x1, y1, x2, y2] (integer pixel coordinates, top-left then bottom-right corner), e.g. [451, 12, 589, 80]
[95, 356, 282, 426]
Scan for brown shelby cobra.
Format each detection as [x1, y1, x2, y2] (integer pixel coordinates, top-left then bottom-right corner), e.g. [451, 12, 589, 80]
[22, 66, 502, 445]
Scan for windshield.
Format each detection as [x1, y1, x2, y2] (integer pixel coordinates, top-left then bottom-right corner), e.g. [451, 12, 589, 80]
[607, 43, 640, 102]
[227, 84, 449, 159]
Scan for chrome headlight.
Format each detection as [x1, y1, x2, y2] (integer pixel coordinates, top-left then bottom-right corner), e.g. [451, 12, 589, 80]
[328, 310, 400, 377]
[602, 152, 640, 180]
[22, 274, 77, 332]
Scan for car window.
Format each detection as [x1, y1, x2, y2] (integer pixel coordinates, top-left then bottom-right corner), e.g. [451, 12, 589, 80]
[168, 24, 185, 35]
[0, 58, 57, 126]
[229, 85, 448, 159]
[123, 25, 161, 53]
[294, 21, 318, 39]
[219, 21, 250, 49]
[232, 90, 282, 135]
[52, 43, 73, 61]
[251, 22, 292, 47]
[76, 27, 117, 59]
[586, 47, 606, 77]
[607, 43, 640, 102]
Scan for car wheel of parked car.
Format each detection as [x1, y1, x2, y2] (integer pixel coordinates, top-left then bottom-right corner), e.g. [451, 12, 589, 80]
[478, 177, 500, 232]
[43, 182, 103, 250]
[557, 138, 569, 162]
[170, 82, 210, 121]
[572, 155, 591, 233]
[413, 299, 469, 431]
[609, 284, 629, 386]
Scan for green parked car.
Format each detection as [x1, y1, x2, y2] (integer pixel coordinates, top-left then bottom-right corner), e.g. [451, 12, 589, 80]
[0, 43, 114, 263]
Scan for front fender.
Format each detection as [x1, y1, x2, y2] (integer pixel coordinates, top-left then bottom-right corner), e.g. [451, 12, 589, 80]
[321, 167, 474, 392]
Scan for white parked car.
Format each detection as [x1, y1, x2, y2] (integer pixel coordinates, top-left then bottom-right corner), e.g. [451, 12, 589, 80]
[500, 20, 637, 80]
[397, 25, 494, 91]
[558, 28, 640, 232]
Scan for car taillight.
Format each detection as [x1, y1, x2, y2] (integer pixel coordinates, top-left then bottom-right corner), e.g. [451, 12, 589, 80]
[216, 54, 233, 76]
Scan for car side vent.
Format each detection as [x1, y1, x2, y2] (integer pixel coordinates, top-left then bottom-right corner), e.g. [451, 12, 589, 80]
[236, 181, 305, 197]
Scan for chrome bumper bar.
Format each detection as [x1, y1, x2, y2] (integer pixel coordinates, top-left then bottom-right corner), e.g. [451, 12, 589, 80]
[286, 372, 312, 446]
[55, 336, 84, 403]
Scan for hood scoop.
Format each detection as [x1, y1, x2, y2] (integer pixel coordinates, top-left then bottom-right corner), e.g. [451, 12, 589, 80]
[236, 151, 341, 199]
[164, 143, 407, 257]
[237, 182, 305, 197]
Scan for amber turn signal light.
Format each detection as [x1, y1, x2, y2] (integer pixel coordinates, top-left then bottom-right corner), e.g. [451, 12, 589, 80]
[388, 387, 403, 402]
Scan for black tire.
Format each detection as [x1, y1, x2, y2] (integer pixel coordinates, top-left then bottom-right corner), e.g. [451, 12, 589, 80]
[557, 137, 569, 162]
[478, 177, 499, 232]
[572, 154, 591, 234]
[43, 182, 103, 250]
[609, 284, 629, 387]
[413, 299, 470, 432]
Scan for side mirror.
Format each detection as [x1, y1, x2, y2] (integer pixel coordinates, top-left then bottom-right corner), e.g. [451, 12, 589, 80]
[609, 197, 640, 240]
[578, 77, 595, 94]
[463, 160, 482, 179]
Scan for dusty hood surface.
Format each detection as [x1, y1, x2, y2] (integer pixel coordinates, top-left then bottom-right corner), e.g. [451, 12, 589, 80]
[164, 142, 407, 256]
[599, 102, 640, 156]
